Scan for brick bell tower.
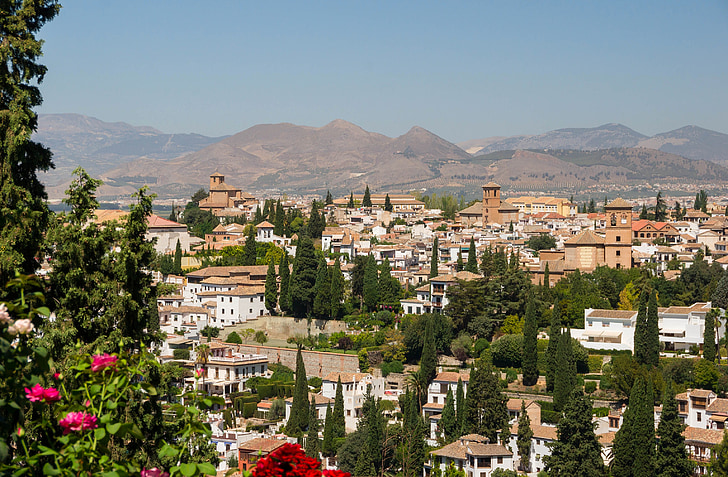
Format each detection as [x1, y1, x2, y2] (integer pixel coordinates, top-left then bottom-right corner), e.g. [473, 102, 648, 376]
[604, 198, 633, 269]
[482, 182, 502, 225]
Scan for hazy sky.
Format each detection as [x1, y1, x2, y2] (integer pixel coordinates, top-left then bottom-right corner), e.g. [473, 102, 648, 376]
[37, 1, 728, 142]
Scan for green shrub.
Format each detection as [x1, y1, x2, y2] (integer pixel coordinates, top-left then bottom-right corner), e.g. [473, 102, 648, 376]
[381, 360, 404, 377]
[226, 331, 243, 344]
[243, 402, 257, 418]
[491, 334, 523, 368]
[541, 409, 561, 424]
[584, 381, 597, 394]
[588, 355, 603, 373]
[593, 407, 609, 417]
[505, 368, 518, 383]
[474, 338, 490, 357]
[172, 348, 190, 360]
[537, 400, 555, 412]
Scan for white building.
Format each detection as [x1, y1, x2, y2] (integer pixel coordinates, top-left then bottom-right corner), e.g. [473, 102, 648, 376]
[192, 344, 268, 399]
[508, 424, 557, 475]
[571, 303, 725, 353]
[321, 372, 385, 432]
[425, 434, 514, 477]
[400, 271, 482, 315]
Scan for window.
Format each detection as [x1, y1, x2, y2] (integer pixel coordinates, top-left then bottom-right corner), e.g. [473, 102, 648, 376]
[249, 309, 253, 314]
[221, 309, 225, 314]
[616, 236, 621, 242]
[698, 412, 702, 422]
[497, 457, 503, 464]
[616, 250, 621, 256]
[433, 396, 438, 403]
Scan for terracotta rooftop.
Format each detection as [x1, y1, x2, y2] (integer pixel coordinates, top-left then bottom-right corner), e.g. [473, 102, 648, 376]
[586, 309, 637, 320]
[606, 198, 633, 209]
[238, 438, 286, 454]
[511, 423, 557, 441]
[431, 435, 511, 459]
[565, 229, 605, 245]
[322, 372, 370, 383]
[683, 427, 724, 446]
[707, 398, 728, 414]
[434, 371, 470, 383]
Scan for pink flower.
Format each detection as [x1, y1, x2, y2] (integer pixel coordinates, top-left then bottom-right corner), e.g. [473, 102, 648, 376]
[53, 372, 61, 380]
[8, 319, 34, 335]
[0, 303, 10, 324]
[58, 411, 98, 435]
[195, 368, 204, 378]
[25, 383, 45, 402]
[84, 399, 91, 407]
[43, 387, 61, 402]
[91, 353, 118, 373]
[17, 427, 24, 437]
[141, 468, 170, 477]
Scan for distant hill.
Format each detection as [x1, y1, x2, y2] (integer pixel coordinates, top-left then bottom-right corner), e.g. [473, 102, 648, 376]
[459, 123, 728, 165]
[35, 114, 226, 193]
[99, 120, 472, 198]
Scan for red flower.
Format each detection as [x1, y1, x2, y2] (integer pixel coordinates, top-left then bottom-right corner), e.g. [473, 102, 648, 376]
[141, 468, 170, 477]
[25, 384, 45, 402]
[323, 471, 350, 477]
[91, 353, 118, 372]
[43, 387, 61, 402]
[251, 443, 340, 477]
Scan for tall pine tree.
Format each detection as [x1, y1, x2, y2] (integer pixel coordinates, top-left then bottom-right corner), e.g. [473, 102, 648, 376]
[464, 359, 508, 443]
[465, 237, 478, 273]
[516, 401, 534, 472]
[704, 308, 718, 362]
[288, 348, 310, 436]
[290, 234, 318, 317]
[313, 259, 332, 319]
[455, 377, 465, 437]
[544, 389, 605, 477]
[264, 259, 278, 314]
[553, 328, 576, 412]
[363, 255, 379, 312]
[333, 376, 345, 438]
[430, 237, 439, 278]
[546, 298, 562, 392]
[439, 388, 456, 442]
[655, 382, 692, 477]
[243, 226, 257, 266]
[321, 403, 334, 456]
[522, 291, 539, 386]
[612, 374, 655, 477]
[384, 193, 393, 212]
[347, 192, 355, 209]
[306, 403, 320, 458]
[420, 315, 438, 396]
[646, 289, 660, 367]
[173, 239, 183, 274]
[363, 185, 372, 208]
[330, 257, 344, 319]
[278, 252, 291, 314]
[634, 286, 650, 365]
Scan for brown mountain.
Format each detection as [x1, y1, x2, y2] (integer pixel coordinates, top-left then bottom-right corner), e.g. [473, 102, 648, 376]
[99, 120, 472, 198]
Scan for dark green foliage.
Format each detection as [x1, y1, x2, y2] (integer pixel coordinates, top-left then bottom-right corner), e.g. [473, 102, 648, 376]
[322, 403, 335, 456]
[655, 191, 667, 222]
[172, 348, 190, 360]
[337, 428, 365, 474]
[544, 390, 605, 477]
[305, 403, 320, 458]
[491, 334, 523, 368]
[325, 191, 333, 205]
[226, 332, 242, 344]
[351, 255, 368, 302]
[527, 233, 557, 252]
[456, 249, 464, 271]
[464, 359, 508, 443]
[710, 428, 728, 476]
[712, 272, 728, 310]
[200, 325, 219, 339]
[465, 237, 478, 273]
[333, 377, 345, 438]
[363, 185, 372, 208]
[419, 315, 438, 391]
[278, 252, 291, 314]
[274, 199, 285, 236]
[455, 377, 465, 436]
[0, 0, 59, 287]
[553, 329, 576, 412]
[173, 239, 183, 275]
[265, 259, 278, 313]
[634, 286, 650, 366]
[243, 226, 257, 266]
[288, 348, 310, 436]
[400, 388, 426, 477]
[546, 298, 562, 392]
[290, 235, 318, 317]
[522, 291, 539, 386]
[308, 201, 325, 239]
[402, 313, 453, 363]
[347, 193, 355, 209]
[516, 401, 533, 472]
[611, 374, 655, 477]
[695, 189, 708, 213]
[655, 382, 692, 477]
[431, 237, 439, 278]
[439, 388, 457, 442]
[378, 258, 401, 304]
[313, 259, 332, 319]
[646, 289, 660, 367]
[704, 308, 718, 362]
[384, 193, 393, 212]
[363, 255, 380, 311]
[330, 258, 344, 318]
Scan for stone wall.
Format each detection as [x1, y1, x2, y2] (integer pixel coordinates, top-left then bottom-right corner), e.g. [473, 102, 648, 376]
[222, 316, 348, 342]
[232, 344, 359, 378]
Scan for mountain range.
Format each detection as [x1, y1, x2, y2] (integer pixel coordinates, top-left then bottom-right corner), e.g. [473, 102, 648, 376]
[34, 114, 728, 200]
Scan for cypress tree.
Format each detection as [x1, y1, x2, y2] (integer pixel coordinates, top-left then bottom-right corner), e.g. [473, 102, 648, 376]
[290, 234, 318, 317]
[402, 388, 426, 477]
[464, 359, 509, 443]
[704, 308, 718, 362]
[325, 190, 333, 205]
[354, 447, 376, 477]
[522, 291, 539, 386]
[465, 237, 478, 273]
[313, 259, 332, 319]
[455, 377, 465, 436]
[553, 328, 576, 412]
[543, 262, 550, 289]
[330, 257, 344, 319]
[420, 315, 438, 393]
[289, 348, 310, 436]
[646, 289, 660, 367]
[321, 403, 334, 456]
[278, 252, 291, 314]
[378, 258, 400, 304]
[711, 272, 728, 309]
[430, 237, 439, 278]
[265, 259, 278, 314]
[516, 400, 534, 472]
[173, 239, 182, 274]
[363, 185, 372, 208]
[254, 205, 263, 224]
[262, 199, 270, 219]
[333, 376, 345, 438]
[612, 374, 655, 477]
[347, 192, 355, 208]
[363, 255, 379, 311]
[480, 246, 495, 278]
[456, 249, 464, 271]
[243, 225, 257, 266]
[308, 201, 324, 239]
[440, 388, 456, 442]
[655, 382, 692, 477]
[546, 298, 561, 392]
[384, 193, 393, 212]
[274, 199, 285, 236]
[544, 389, 605, 477]
[305, 403, 320, 458]
[634, 286, 649, 365]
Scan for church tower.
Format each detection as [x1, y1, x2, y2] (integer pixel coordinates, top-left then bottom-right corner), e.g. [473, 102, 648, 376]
[604, 198, 633, 269]
[210, 172, 225, 189]
[482, 182, 502, 224]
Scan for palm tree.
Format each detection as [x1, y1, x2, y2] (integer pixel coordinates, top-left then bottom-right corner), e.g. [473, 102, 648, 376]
[407, 370, 426, 411]
[196, 344, 210, 392]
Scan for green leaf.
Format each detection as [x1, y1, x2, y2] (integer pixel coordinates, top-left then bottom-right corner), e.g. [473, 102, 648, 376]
[158, 444, 178, 459]
[106, 422, 122, 435]
[34, 346, 49, 359]
[43, 463, 62, 476]
[197, 462, 217, 475]
[106, 401, 118, 410]
[101, 472, 120, 477]
[180, 463, 196, 476]
[95, 427, 107, 440]
[127, 423, 143, 439]
[90, 384, 102, 394]
[12, 467, 29, 477]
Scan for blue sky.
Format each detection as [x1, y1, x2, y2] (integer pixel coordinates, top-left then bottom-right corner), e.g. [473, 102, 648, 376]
[37, 1, 728, 142]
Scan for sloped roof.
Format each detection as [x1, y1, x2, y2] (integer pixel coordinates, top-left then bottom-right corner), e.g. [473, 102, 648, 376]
[147, 214, 186, 228]
[483, 182, 501, 188]
[434, 371, 470, 383]
[606, 198, 633, 209]
[459, 202, 483, 215]
[565, 229, 605, 245]
[683, 427, 724, 445]
[256, 221, 274, 228]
